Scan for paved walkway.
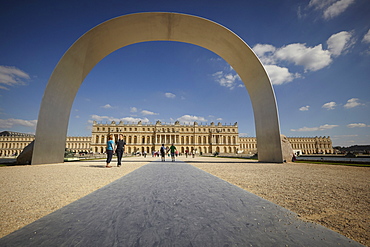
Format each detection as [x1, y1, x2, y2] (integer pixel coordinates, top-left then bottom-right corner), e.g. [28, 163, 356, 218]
[0, 160, 363, 246]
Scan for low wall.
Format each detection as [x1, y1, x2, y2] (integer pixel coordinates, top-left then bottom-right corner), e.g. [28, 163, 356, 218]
[296, 156, 370, 164]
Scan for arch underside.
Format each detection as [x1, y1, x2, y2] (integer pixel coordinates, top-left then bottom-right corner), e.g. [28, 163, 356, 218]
[32, 12, 283, 164]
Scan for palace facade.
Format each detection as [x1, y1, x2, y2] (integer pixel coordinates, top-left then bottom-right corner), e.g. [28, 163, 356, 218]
[0, 122, 333, 157]
[91, 120, 239, 155]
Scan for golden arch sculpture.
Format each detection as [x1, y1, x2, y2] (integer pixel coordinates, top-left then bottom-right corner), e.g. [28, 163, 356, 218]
[32, 12, 283, 164]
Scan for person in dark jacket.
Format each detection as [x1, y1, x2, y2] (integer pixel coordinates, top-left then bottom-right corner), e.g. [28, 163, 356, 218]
[160, 144, 166, 162]
[115, 134, 126, 167]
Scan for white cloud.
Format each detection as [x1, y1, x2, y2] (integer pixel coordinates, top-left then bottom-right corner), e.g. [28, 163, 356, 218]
[90, 114, 149, 123]
[291, 124, 339, 132]
[101, 104, 113, 109]
[320, 124, 339, 130]
[252, 38, 346, 85]
[252, 45, 300, 85]
[327, 31, 354, 57]
[264, 65, 300, 85]
[120, 117, 150, 123]
[177, 115, 207, 124]
[210, 57, 222, 62]
[216, 118, 223, 121]
[90, 115, 114, 122]
[347, 123, 369, 128]
[309, 0, 336, 10]
[308, 0, 355, 19]
[275, 43, 332, 72]
[252, 44, 277, 64]
[333, 134, 358, 138]
[130, 107, 138, 113]
[253, 31, 354, 77]
[141, 110, 159, 116]
[212, 71, 241, 89]
[343, 98, 363, 109]
[0, 118, 37, 129]
[165, 92, 176, 98]
[299, 106, 310, 111]
[322, 101, 337, 110]
[0, 65, 30, 90]
[362, 29, 370, 43]
[323, 0, 355, 19]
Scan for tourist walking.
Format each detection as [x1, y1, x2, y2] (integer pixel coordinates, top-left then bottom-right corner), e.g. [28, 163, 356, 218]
[106, 134, 115, 168]
[115, 134, 126, 167]
[169, 143, 177, 162]
[160, 144, 166, 162]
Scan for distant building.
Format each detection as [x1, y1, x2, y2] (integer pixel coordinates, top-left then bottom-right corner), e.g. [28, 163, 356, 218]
[0, 131, 91, 157]
[0, 122, 333, 157]
[0, 131, 35, 157]
[239, 136, 333, 155]
[333, 145, 370, 154]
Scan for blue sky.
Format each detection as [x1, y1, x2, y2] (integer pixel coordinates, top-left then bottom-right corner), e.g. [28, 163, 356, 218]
[0, 0, 369, 147]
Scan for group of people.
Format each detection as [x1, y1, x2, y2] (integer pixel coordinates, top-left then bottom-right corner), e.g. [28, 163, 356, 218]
[160, 144, 177, 162]
[105, 134, 178, 167]
[105, 134, 126, 168]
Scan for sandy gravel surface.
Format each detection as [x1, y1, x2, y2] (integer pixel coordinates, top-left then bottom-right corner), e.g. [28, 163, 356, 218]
[0, 157, 150, 238]
[1, 156, 369, 246]
[186, 156, 369, 246]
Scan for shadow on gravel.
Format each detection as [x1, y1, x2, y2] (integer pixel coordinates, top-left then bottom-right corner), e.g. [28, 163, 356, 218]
[81, 165, 109, 168]
[182, 160, 260, 164]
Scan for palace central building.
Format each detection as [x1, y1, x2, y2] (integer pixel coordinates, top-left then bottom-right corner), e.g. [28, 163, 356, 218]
[91, 120, 239, 155]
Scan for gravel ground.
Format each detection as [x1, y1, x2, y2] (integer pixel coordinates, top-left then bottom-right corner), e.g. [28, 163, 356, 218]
[0, 156, 369, 246]
[187, 156, 369, 246]
[0, 157, 149, 239]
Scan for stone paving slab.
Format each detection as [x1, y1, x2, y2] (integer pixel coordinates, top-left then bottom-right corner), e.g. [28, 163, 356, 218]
[0, 160, 363, 247]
